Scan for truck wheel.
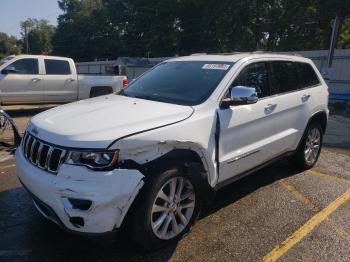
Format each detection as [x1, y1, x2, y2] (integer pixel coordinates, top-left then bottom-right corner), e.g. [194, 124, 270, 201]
[130, 164, 201, 250]
[89, 87, 113, 98]
[292, 122, 323, 170]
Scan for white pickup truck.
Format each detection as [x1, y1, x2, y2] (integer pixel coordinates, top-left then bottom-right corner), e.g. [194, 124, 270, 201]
[0, 55, 128, 105]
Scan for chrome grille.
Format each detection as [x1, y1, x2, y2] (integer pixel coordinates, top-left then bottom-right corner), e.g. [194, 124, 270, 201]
[22, 133, 67, 174]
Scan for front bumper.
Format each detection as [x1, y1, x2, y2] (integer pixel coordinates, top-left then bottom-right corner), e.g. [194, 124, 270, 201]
[15, 148, 144, 234]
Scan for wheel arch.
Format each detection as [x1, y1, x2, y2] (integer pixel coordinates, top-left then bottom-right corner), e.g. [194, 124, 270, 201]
[296, 110, 328, 152]
[308, 110, 328, 134]
[148, 149, 216, 204]
[89, 86, 113, 97]
[120, 148, 216, 204]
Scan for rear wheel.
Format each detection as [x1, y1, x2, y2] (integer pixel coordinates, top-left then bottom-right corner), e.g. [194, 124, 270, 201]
[129, 165, 200, 250]
[292, 122, 323, 169]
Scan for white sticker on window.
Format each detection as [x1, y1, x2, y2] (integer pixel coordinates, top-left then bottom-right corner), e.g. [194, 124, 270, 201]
[202, 64, 230, 70]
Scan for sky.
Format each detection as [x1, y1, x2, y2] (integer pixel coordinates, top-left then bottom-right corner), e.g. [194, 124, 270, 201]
[0, 0, 61, 38]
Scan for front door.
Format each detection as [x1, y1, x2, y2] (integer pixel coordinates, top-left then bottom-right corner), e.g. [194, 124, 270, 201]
[0, 58, 43, 104]
[218, 62, 275, 182]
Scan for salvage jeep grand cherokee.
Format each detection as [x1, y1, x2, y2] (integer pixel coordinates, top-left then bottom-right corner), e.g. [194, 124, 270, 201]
[16, 53, 328, 249]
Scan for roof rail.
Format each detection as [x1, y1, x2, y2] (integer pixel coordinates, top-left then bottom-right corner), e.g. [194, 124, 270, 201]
[191, 52, 245, 56]
[190, 51, 304, 57]
[190, 53, 207, 56]
[251, 51, 304, 57]
[209, 52, 246, 55]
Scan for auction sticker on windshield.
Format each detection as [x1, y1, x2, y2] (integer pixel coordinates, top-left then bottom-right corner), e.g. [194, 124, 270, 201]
[202, 64, 230, 70]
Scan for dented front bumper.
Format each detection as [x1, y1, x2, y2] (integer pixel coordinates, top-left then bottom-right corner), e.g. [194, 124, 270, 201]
[15, 148, 144, 234]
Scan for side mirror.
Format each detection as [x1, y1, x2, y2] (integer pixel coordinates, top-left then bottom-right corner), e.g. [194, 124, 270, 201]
[220, 86, 258, 109]
[2, 66, 17, 75]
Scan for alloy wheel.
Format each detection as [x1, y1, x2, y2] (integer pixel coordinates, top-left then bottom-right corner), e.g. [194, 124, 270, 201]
[304, 127, 321, 165]
[151, 176, 196, 240]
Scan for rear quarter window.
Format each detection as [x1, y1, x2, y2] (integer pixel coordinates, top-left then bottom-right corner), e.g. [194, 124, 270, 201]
[295, 62, 320, 88]
[270, 61, 301, 94]
[45, 59, 71, 75]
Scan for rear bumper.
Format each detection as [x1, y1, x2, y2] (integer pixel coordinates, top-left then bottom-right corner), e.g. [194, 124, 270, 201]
[15, 148, 144, 234]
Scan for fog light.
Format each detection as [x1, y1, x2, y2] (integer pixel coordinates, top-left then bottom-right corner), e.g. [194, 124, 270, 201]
[70, 217, 84, 228]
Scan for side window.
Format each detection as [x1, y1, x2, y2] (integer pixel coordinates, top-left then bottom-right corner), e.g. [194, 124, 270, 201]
[5, 58, 39, 74]
[232, 62, 270, 98]
[295, 62, 320, 88]
[270, 61, 300, 94]
[44, 59, 71, 75]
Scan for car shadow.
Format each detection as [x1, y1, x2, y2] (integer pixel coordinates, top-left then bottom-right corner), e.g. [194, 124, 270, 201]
[201, 159, 300, 218]
[0, 158, 301, 262]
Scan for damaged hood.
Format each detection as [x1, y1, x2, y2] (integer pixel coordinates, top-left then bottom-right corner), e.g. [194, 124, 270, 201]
[29, 94, 194, 148]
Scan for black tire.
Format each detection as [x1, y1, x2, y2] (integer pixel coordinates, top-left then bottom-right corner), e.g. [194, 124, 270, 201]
[129, 164, 201, 250]
[292, 121, 323, 170]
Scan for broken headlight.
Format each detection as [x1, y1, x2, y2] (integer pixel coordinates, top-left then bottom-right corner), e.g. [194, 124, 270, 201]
[66, 150, 119, 170]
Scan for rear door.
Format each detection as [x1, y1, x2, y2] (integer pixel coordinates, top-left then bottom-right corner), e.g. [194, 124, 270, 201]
[42, 59, 78, 102]
[0, 58, 43, 104]
[268, 60, 311, 149]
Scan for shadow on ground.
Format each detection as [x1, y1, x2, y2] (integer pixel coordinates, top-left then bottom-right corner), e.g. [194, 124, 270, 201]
[5, 107, 55, 118]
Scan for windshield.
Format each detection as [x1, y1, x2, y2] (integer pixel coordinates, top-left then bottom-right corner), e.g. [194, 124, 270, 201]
[120, 61, 234, 106]
[0, 55, 15, 67]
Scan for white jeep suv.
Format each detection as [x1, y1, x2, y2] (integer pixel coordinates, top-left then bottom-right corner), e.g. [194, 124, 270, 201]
[16, 53, 328, 249]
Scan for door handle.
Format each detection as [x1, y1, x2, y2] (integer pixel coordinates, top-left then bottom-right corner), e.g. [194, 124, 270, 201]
[31, 78, 41, 83]
[265, 103, 277, 111]
[66, 78, 75, 82]
[301, 94, 311, 102]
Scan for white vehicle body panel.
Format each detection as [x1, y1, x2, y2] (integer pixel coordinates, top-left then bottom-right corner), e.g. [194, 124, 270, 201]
[15, 53, 329, 234]
[217, 58, 312, 182]
[0, 55, 126, 105]
[76, 74, 125, 100]
[28, 94, 194, 148]
[16, 149, 144, 233]
[0, 73, 44, 103]
[41, 57, 78, 102]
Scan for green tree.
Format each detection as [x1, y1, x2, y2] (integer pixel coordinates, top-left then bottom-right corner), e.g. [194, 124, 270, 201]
[0, 32, 21, 60]
[51, 0, 350, 60]
[53, 0, 114, 61]
[21, 19, 55, 54]
[338, 18, 350, 49]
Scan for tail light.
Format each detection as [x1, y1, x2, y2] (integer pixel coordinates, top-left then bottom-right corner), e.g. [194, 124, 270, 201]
[122, 79, 128, 88]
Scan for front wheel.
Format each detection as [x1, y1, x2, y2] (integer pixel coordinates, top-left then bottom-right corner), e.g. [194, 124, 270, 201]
[292, 122, 323, 169]
[129, 165, 200, 250]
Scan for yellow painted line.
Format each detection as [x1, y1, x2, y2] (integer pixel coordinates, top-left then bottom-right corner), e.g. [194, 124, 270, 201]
[309, 169, 350, 185]
[325, 218, 350, 243]
[263, 188, 350, 262]
[0, 164, 15, 169]
[280, 179, 350, 244]
[279, 180, 315, 210]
